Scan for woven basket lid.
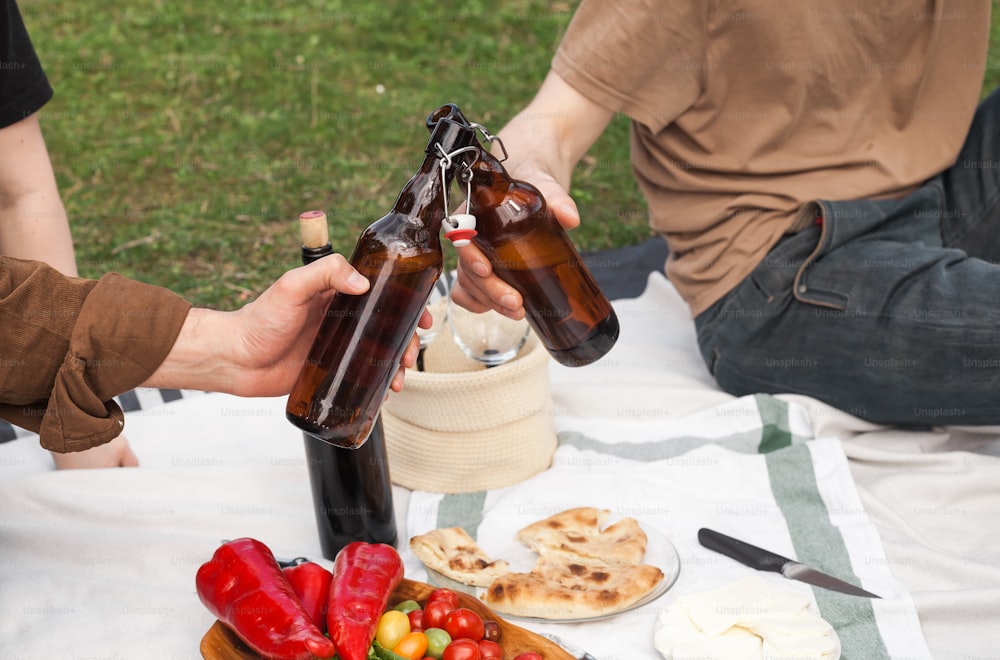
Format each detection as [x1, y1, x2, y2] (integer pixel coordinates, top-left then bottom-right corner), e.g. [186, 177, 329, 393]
[382, 329, 556, 493]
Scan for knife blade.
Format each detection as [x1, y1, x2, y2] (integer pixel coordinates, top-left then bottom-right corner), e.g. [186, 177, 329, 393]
[697, 527, 880, 598]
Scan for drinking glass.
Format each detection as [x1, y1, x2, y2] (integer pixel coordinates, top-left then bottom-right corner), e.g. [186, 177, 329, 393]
[448, 294, 530, 367]
[415, 275, 450, 370]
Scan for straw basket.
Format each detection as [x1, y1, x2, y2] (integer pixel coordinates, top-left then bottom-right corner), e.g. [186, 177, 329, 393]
[381, 325, 556, 494]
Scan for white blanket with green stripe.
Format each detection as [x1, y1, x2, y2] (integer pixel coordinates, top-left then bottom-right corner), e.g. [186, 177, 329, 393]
[403, 394, 931, 660]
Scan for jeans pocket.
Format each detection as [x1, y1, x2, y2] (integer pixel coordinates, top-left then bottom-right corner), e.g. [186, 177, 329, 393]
[695, 270, 786, 377]
[793, 264, 850, 311]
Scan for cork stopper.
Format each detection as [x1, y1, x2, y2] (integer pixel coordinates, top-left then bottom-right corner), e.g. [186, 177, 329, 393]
[299, 210, 329, 249]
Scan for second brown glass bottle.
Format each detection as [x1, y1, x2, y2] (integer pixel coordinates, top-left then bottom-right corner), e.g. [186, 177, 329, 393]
[429, 104, 619, 367]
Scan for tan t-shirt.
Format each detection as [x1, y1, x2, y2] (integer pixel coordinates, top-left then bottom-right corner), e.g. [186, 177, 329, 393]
[552, 0, 990, 316]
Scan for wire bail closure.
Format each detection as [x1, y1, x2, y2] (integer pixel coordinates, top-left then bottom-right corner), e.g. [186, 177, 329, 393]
[470, 122, 508, 162]
[436, 144, 480, 247]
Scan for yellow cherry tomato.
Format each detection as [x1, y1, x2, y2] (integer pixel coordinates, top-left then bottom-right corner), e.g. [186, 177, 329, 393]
[392, 631, 429, 660]
[375, 609, 411, 651]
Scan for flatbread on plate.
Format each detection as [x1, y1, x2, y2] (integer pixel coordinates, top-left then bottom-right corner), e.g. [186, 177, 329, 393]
[409, 527, 510, 587]
[483, 557, 665, 619]
[515, 507, 648, 566]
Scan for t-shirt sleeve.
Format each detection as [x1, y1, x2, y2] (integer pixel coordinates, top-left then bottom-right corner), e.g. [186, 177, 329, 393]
[551, 0, 707, 133]
[0, 0, 53, 128]
[0, 258, 192, 453]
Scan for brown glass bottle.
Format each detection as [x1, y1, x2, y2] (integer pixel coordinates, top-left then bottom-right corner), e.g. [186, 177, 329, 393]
[297, 210, 397, 559]
[286, 117, 477, 447]
[428, 105, 619, 367]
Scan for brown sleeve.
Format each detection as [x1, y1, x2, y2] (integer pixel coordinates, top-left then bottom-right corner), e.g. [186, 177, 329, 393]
[0, 257, 192, 452]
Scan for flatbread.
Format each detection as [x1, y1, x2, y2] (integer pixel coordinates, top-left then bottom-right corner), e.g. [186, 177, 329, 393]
[409, 527, 510, 587]
[483, 557, 665, 619]
[515, 507, 648, 566]
[411, 507, 666, 619]
[529, 556, 663, 591]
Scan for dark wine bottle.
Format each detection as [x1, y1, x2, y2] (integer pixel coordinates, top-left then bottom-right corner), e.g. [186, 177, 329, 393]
[297, 210, 397, 559]
[428, 104, 619, 367]
[286, 116, 477, 447]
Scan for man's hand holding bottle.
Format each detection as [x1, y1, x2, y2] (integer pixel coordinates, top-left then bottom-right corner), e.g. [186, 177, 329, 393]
[144, 255, 430, 399]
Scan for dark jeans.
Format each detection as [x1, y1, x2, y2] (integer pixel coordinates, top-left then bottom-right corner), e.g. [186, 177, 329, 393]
[695, 87, 1000, 426]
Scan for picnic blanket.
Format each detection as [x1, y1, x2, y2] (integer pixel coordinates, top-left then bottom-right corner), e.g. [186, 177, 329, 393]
[404, 394, 931, 660]
[1, 259, 998, 659]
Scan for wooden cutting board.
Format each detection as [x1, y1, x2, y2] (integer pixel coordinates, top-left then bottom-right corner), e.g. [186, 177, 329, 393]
[200, 578, 574, 660]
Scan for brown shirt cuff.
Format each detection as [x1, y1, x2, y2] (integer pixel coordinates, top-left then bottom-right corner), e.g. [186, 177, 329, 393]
[0, 258, 192, 452]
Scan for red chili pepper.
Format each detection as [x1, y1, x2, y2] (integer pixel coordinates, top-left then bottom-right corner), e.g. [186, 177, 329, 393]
[283, 561, 333, 633]
[327, 542, 404, 660]
[196, 538, 336, 660]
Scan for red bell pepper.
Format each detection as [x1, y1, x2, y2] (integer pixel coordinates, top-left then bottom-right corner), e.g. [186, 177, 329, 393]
[327, 542, 404, 660]
[196, 538, 336, 660]
[283, 561, 333, 633]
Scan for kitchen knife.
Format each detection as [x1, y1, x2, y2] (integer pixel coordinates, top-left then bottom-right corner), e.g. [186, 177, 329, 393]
[698, 527, 880, 598]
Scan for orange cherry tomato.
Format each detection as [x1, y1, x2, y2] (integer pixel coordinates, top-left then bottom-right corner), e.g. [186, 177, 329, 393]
[394, 631, 430, 660]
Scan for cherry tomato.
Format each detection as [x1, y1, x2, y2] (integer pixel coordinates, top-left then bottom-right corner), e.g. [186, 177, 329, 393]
[408, 608, 425, 632]
[423, 627, 452, 660]
[427, 588, 461, 610]
[444, 608, 485, 642]
[442, 638, 480, 660]
[477, 640, 501, 660]
[393, 631, 429, 660]
[376, 609, 411, 651]
[424, 600, 454, 629]
[481, 620, 500, 642]
[513, 654, 543, 660]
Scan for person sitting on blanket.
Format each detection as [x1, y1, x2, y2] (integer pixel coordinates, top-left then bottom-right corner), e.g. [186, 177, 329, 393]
[0, 0, 140, 468]
[451, 0, 1000, 426]
[0, 0, 426, 460]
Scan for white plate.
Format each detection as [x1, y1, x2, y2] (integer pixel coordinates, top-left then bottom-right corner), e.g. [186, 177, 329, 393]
[423, 522, 681, 623]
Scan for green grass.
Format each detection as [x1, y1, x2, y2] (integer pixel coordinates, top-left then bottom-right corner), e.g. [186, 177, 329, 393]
[24, 0, 1000, 309]
[28, 0, 644, 309]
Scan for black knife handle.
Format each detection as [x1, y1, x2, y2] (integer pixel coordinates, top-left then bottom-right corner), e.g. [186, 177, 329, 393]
[698, 528, 791, 572]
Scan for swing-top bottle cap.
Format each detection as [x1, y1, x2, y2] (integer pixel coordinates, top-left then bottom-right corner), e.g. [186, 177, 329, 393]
[428, 104, 478, 246]
[426, 103, 471, 131]
[443, 213, 477, 247]
[426, 117, 477, 156]
[426, 104, 476, 157]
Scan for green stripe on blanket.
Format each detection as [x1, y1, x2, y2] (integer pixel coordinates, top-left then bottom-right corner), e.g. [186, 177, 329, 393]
[755, 392, 794, 452]
[436, 491, 487, 540]
[551, 395, 806, 460]
[767, 444, 889, 659]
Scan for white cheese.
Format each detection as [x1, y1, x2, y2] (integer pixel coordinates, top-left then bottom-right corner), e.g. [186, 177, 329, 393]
[653, 576, 841, 660]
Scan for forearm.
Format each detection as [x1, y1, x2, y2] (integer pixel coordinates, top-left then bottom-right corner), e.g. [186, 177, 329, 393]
[141, 307, 238, 394]
[0, 193, 77, 276]
[0, 114, 77, 276]
[141, 256, 371, 399]
[496, 70, 615, 197]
